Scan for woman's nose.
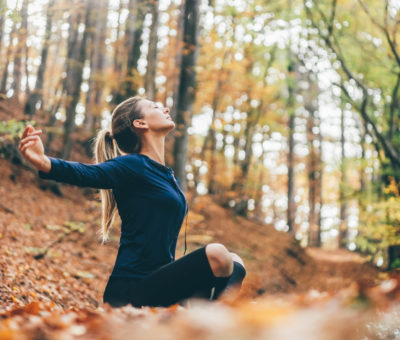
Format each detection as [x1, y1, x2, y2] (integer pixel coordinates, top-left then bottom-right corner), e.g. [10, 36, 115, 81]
[164, 107, 170, 114]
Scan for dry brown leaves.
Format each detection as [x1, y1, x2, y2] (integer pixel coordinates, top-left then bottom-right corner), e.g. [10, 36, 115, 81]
[1, 276, 400, 340]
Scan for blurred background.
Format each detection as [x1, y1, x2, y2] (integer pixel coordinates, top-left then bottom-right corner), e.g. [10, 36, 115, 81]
[0, 0, 400, 271]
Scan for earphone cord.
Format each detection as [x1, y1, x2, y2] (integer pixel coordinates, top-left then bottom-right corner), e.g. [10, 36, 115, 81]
[183, 199, 189, 256]
[184, 214, 188, 256]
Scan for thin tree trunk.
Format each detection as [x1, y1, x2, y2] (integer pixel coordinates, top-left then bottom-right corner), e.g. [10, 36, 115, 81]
[306, 79, 321, 247]
[172, 0, 201, 191]
[23, 41, 29, 96]
[45, 78, 63, 154]
[287, 58, 296, 235]
[204, 50, 231, 194]
[0, 1, 18, 95]
[287, 112, 295, 235]
[110, 0, 125, 103]
[144, 0, 159, 100]
[24, 0, 54, 117]
[113, 0, 136, 104]
[0, 0, 6, 54]
[115, 0, 147, 102]
[84, 0, 107, 133]
[338, 100, 348, 248]
[60, 1, 90, 159]
[126, 0, 146, 97]
[254, 132, 267, 222]
[12, 0, 28, 100]
[169, 1, 185, 122]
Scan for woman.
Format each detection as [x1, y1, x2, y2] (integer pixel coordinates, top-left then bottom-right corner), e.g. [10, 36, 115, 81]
[18, 96, 246, 308]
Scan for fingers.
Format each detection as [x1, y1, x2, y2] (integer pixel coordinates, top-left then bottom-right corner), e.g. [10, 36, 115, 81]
[18, 135, 40, 151]
[19, 130, 42, 146]
[20, 140, 36, 154]
[21, 125, 42, 139]
[28, 130, 42, 137]
[21, 125, 34, 139]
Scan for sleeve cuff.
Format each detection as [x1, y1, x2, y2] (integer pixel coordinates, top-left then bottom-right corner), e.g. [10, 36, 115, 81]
[38, 157, 62, 180]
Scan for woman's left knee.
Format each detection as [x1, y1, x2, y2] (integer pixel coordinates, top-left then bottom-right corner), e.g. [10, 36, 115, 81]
[230, 252, 245, 269]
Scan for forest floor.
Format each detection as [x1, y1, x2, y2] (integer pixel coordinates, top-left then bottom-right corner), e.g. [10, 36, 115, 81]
[1, 99, 400, 338]
[1, 158, 400, 339]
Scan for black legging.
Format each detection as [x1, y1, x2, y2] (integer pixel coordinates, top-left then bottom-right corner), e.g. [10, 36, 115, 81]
[103, 245, 247, 308]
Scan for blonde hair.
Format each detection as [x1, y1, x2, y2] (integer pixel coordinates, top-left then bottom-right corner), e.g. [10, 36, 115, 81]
[94, 96, 145, 243]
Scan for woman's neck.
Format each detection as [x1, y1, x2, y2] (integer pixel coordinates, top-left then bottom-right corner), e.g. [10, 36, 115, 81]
[139, 134, 166, 165]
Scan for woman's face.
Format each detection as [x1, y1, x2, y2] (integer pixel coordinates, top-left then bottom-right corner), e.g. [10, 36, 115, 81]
[134, 99, 175, 134]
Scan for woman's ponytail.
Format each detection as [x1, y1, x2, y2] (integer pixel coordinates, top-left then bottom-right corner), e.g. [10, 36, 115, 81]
[93, 95, 145, 243]
[94, 128, 119, 244]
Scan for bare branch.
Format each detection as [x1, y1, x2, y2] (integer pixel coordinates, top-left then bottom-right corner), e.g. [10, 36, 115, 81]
[358, 0, 385, 30]
[389, 72, 400, 139]
[384, 0, 389, 28]
[305, 1, 400, 168]
[358, 0, 400, 67]
[328, 0, 337, 36]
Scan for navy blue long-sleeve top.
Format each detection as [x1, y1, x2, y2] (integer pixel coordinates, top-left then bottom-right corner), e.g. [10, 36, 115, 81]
[38, 153, 188, 280]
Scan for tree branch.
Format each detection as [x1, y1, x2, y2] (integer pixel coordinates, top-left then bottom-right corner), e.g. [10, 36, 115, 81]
[328, 0, 337, 36]
[389, 72, 400, 139]
[304, 1, 400, 169]
[358, 0, 400, 68]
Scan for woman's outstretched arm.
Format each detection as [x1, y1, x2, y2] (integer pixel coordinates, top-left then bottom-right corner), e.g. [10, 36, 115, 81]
[18, 125, 136, 189]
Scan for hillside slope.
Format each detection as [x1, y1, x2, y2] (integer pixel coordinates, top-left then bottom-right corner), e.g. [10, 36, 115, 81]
[0, 157, 380, 311]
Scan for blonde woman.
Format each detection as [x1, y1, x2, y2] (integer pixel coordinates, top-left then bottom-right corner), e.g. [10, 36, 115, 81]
[18, 96, 246, 308]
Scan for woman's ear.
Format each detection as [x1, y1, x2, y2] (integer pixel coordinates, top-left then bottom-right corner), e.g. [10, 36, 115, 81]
[132, 119, 148, 130]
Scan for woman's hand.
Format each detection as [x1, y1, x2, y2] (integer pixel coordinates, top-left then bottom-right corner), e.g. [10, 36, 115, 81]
[18, 125, 51, 173]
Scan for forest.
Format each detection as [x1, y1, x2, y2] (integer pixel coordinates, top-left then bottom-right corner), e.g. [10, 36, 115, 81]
[1, 0, 400, 339]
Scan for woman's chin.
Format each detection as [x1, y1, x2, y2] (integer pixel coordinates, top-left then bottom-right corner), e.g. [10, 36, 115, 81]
[164, 122, 175, 133]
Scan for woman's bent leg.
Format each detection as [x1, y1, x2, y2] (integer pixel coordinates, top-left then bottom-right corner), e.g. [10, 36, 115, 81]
[211, 261, 247, 300]
[103, 246, 247, 308]
[130, 246, 220, 307]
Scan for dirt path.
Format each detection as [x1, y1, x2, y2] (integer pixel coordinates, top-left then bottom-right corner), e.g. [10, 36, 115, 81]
[303, 247, 380, 293]
[306, 247, 370, 263]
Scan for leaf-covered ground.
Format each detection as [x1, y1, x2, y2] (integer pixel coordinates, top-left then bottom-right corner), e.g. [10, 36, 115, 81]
[1, 99, 399, 339]
[1, 280, 400, 340]
[2, 157, 400, 339]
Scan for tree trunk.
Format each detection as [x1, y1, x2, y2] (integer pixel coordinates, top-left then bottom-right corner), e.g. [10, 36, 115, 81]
[12, 0, 28, 100]
[254, 132, 267, 222]
[0, 0, 6, 54]
[24, 0, 54, 117]
[126, 0, 146, 97]
[60, 1, 90, 159]
[23, 38, 29, 96]
[306, 78, 321, 247]
[0, 2, 17, 95]
[110, 0, 124, 103]
[84, 0, 107, 133]
[172, 0, 201, 191]
[338, 100, 348, 248]
[113, 0, 136, 104]
[169, 1, 185, 122]
[45, 78, 63, 154]
[114, 0, 147, 103]
[204, 50, 231, 194]
[287, 59, 296, 235]
[287, 112, 295, 235]
[144, 0, 159, 100]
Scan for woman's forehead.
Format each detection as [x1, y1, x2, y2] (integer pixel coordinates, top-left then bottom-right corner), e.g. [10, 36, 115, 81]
[144, 99, 154, 106]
